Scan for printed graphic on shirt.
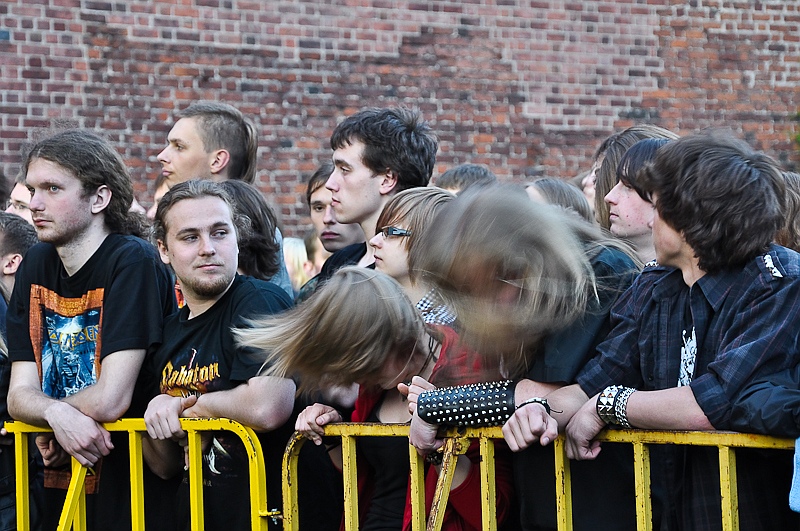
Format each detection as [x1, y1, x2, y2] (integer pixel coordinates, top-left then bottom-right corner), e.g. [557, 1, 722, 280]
[160, 346, 241, 482]
[678, 326, 696, 387]
[160, 353, 220, 396]
[29, 285, 104, 399]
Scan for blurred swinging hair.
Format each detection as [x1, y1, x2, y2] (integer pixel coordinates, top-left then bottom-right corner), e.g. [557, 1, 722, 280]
[410, 185, 596, 377]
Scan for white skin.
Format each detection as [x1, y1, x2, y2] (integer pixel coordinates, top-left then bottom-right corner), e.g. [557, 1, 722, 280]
[309, 185, 365, 253]
[146, 180, 171, 221]
[368, 224, 427, 302]
[581, 159, 600, 211]
[563, 195, 711, 461]
[604, 180, 656, 263]
[157, 117, 230, 184]
[5, 182, 34, 225]
[326, 140, 397, 267]
[145, 195, 295, 477]
[8, 159, 145, 467]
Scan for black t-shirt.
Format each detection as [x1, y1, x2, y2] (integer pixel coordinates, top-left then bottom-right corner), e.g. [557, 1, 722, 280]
[316, 242, 369, 286]
[6, 234, 177, 531]
[150, 274, 292, 531]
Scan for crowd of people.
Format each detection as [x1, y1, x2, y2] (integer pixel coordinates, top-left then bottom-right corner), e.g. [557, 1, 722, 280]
[0, 102, 799, 531]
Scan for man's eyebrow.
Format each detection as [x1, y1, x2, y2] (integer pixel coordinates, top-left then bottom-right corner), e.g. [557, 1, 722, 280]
[332, 156, 351, 168]
[175, 221, 232, 235]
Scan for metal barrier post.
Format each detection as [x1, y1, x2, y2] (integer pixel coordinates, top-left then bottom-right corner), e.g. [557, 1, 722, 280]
[408, 444, 425, 531]
[718, 446, 739, 531]
[632, 442, 652, 531]
[282, 433, 304, 531]
[57, 459, 87, 531]
[13, 430, 30, 530]
[553, 435, 573, 531]
[128, 430, 146, 531]
[341, 434, 359, 531]
[479, 434, 498, 531]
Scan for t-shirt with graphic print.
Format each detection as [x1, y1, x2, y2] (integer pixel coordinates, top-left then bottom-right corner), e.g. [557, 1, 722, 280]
[149, 274, 292, 531]
[6, 233, 177, 531]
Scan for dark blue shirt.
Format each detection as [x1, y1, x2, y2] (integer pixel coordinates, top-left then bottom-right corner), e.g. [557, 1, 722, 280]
[577, 244, 800, 530]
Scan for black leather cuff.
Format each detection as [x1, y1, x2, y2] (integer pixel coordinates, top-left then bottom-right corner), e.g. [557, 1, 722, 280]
[417, 380, 517, 427]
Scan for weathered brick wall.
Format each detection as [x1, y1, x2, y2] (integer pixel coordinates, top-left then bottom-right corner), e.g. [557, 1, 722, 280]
[1, 0, 797, 234]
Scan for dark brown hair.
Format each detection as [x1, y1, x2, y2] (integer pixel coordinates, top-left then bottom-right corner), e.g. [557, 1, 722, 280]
[641, 132, 785, 273]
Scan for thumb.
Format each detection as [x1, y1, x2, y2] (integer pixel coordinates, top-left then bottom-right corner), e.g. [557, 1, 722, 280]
[181, 394, 198, 409]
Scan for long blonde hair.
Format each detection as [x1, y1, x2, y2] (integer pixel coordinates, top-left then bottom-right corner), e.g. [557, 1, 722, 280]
[235, 267, 425, 392]
[410, 185, 596, 378]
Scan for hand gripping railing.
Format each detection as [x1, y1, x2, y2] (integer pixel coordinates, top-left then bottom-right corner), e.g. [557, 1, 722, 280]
[282, 424, 795, 531]
[4, 418, 279, 531]
[282, 423, 506, 531]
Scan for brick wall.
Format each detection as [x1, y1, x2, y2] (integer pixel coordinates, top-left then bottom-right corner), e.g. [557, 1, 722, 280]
[1, 0, 798, 234]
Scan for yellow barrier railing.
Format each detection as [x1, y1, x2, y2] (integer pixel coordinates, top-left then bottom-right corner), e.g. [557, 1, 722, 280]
[4, 418, 278, 531]
[282, 423, 504, 531]
[7, 420, 794, 531]
[594, 429, 795, 531]
[282, 425, 795, 531]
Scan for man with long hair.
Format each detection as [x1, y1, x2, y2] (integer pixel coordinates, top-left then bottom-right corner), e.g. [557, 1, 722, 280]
[6, 130, 176, 530]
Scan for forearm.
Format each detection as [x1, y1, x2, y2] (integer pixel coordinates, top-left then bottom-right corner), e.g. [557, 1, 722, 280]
[62, 385, 126, 423]
[8, 383, 63, 427]
[543, 383, 590, 430]
[625, 386, 713, 430]
[62, 349, 146, 422]
[142, 436, 183, 480]
[185, 376, 295, 432]
[513, 379, 563, 405]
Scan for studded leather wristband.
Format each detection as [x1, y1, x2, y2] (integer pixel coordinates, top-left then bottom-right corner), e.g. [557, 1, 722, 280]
[417, 380, 518, 427]
[596, 385, 636, 427]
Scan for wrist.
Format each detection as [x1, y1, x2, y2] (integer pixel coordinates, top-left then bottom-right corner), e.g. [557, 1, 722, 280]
[595, 385, 636, 428]
[43, 400, 73, 426]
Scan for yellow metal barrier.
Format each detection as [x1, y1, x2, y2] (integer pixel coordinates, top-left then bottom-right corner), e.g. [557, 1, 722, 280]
[4, 418, 278, 531]
[6, 420, 794, 531]
[282, 423, 504, 531]
[594, 429, 795, 531]
[282, 425, 795, 531]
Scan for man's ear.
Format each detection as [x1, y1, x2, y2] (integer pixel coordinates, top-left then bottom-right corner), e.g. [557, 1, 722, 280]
[90, 185, 112, 214]
[209, 149, 231, 176]
[156, 239, 170, 265]
[1, 253, 23, 276]
[378, 169, 399, 196]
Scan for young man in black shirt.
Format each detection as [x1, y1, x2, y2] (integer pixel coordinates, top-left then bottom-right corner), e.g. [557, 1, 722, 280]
[6, 130, 177, 530]
[145, 179, 341, 530]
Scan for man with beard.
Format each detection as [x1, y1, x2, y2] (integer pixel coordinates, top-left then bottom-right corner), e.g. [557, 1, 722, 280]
[145, 179, 340, 530]
[6, 130, 176, 530]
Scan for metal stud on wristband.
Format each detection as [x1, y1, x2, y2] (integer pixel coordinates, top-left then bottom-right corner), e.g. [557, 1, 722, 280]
[596, 385, 636, 427]
[614, 387, 636, 428]
[596, 385, 621, 425]
[417, 380, 517, 427]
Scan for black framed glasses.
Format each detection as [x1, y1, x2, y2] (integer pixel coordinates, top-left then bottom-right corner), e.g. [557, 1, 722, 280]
[379, 226, 413, 238]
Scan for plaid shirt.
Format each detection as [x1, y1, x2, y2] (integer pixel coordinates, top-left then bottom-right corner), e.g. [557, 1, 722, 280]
[415, 288, 457, 326]
[577, 244, 800, 529]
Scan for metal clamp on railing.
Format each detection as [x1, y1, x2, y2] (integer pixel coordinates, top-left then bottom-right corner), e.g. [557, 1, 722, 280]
[5, 418, 277, 531]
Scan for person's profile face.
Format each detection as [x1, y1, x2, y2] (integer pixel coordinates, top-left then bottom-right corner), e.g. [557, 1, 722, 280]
[157, 117, 213, 184]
